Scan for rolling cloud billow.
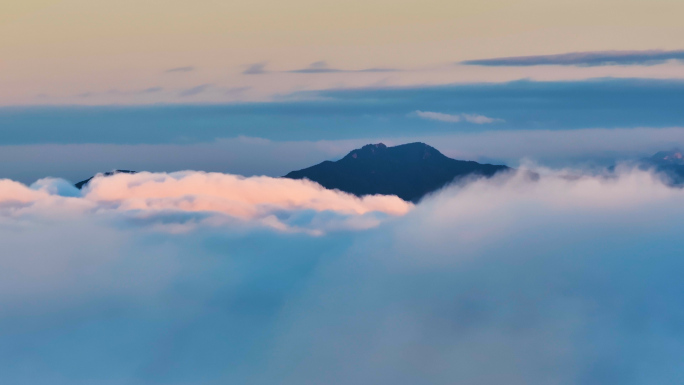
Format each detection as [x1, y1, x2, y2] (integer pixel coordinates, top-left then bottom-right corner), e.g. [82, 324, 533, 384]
[461, 49, 684, 67]
[1, 168, 684, 383]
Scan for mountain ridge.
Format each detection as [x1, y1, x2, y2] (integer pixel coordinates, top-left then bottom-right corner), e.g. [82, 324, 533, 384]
[285, 142, 510, 202]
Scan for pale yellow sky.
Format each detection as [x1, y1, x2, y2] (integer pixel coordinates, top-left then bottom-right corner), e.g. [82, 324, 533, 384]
[2, 0, 684, 105]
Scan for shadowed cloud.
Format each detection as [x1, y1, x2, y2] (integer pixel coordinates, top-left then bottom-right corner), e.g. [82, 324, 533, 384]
[179, 84, 211, 97]
[75, 87, 164, 98]
[461, 49, 684, 67]
[243, 62, 269, 75]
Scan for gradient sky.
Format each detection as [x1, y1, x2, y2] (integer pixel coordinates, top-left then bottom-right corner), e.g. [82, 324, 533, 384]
[2, 1, 684, 182]
[3, 0, 684, 105]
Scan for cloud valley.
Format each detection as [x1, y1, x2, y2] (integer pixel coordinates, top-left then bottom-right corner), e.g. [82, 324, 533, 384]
[0, 168, 683, 384]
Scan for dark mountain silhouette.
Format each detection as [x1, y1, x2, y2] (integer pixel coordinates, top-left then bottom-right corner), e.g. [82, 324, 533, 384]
[641, 149, 684, 185]
[285, 142, 510, 202]
[75, 170, 136, 189]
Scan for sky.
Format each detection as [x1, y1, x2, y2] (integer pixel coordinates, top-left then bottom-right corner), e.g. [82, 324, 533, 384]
[2, 0, 684, 105]
[2, 78, 684, 183]
[2, 0, 684, 182]
[3, 1, 684, 383]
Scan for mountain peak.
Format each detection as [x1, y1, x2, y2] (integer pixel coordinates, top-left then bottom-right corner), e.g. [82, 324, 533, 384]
[344, 143, 388, 160]
[342, 142, 444, 163]
[650, 149, 684, 165]
[286, 142, 509, 202]
[364, 143, 387, 150]
[75, 170, 136, 189]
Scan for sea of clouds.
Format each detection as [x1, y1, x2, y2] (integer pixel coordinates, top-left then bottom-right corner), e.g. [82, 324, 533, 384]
[1, 169, 683, 384]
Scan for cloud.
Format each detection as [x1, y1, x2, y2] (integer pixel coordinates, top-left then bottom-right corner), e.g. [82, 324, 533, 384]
[224, 86, 251, 96]
[243, 62, 269, 75]
[288, 61, 398, 74]
[82, 171, 411, 226]
[289, 61, 343, 73]
[461, 49, 684, 67]
[414, 110, 503, 124]
[414, 110, 461, 123]
[178, 84, 211, 97]
[165, 66, 196, 73]
[74, 87, 165, 99]
[0, 172, 411, 236]
[259, 168, 684, 384]
[2, 168, 684, 383]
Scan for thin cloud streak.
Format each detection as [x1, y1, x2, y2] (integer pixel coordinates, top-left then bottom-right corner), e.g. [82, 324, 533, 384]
[461, 49, 684, 67]
[414, 110, 504, 124]
[179, 84, 212, 97]
[75, 87, 164, 98]
[287, 61, 399, 74]
[165, 66, 196, 73]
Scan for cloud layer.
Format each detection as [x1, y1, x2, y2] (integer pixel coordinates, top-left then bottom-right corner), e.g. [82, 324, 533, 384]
[6, 79, 684, 149]
[2, 167, 684, 383]
[462, 49, 684, 67]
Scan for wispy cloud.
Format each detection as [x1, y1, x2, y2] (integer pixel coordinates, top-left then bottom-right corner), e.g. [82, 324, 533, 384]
[243, 62, 269, 75]
[461, 49, 684, 67]
[179, 84, 211, 97]
[288, 61, 398, 74]
[289, 61, 343, 73]
[414, 110, 504, 124]
[165, 66, 196, 73]
[75, 87, 164, 98]
[242, 61, 399, 75]
[224, 86, 251, 96]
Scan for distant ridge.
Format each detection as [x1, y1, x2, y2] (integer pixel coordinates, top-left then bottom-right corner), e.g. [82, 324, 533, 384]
[641, 149, 684, 185]
[75, 170, 136, 189]
[285, 142, 510, 202]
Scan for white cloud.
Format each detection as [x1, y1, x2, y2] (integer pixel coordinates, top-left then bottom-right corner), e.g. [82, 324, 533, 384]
[461, 113, 504, 124]
[414, 110, 503, 124]
[1, 168, 684, 383]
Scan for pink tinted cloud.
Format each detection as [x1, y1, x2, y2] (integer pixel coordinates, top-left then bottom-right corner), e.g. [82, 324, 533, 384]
[0, 172, 411, 234]
[0, 179, 48, 203]
[82, 171, 411, 219]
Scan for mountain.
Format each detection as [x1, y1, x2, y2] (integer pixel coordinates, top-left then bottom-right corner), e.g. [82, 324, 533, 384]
[647, 149, 684, 166]
[641, 149, 684, 185]
[284, 142, 510, 202]
[75, 170, 136, 189]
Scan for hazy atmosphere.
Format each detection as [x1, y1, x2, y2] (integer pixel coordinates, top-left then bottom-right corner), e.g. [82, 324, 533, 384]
[2, 1, 684, 384]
